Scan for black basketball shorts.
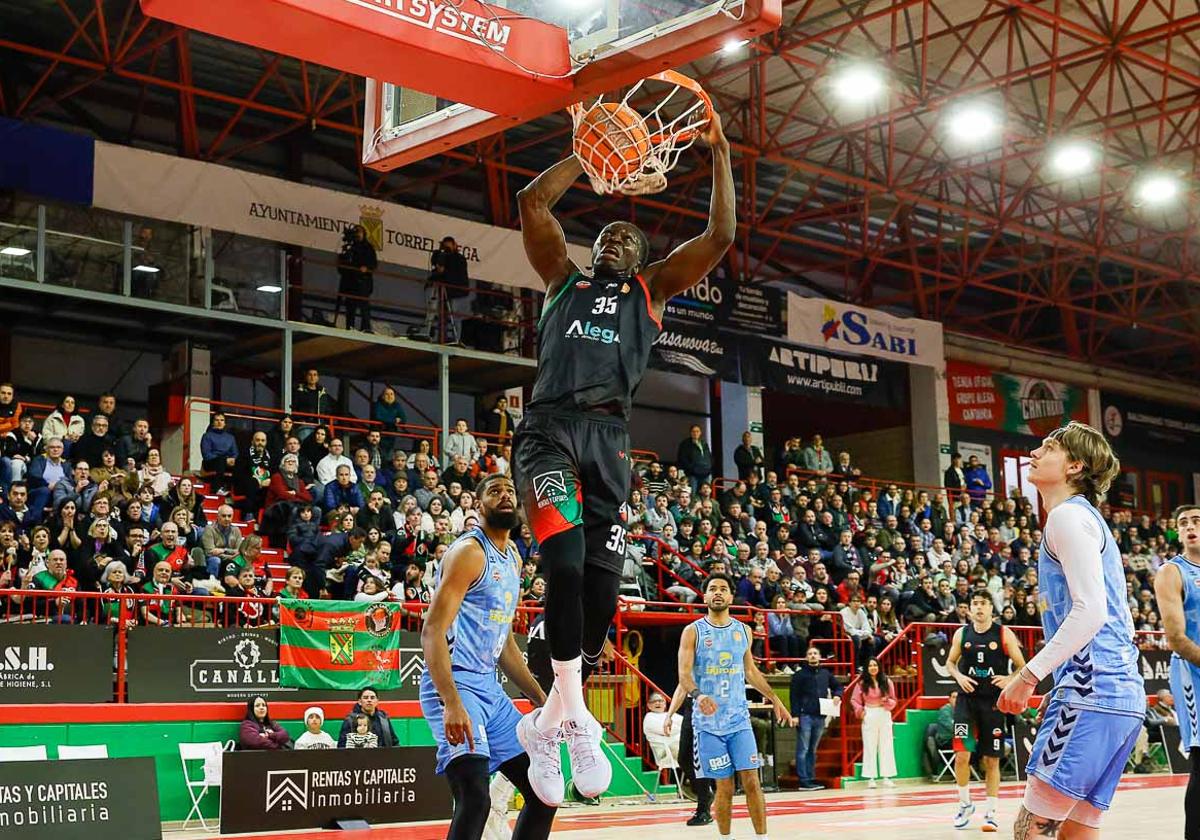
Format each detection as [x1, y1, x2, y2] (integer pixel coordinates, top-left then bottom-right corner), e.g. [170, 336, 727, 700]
[954, 691, 1006, 758]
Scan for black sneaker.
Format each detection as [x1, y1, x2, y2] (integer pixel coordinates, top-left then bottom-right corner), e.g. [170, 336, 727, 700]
[800, 782, 825, 791]
[686, 813, 714, 826]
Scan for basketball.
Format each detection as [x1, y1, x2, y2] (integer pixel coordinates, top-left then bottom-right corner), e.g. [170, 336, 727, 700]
[573, 101, 652, 184]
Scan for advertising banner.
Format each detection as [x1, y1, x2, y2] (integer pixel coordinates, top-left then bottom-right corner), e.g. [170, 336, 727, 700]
[0, 624, 113, 704]
[219, 747, 450, 834]
[1139, 647, 1171, 695]
[650, 319, 741, 380]
[665, 272, 783, 335]
[787, 293, 944, 368]
[91, 142, 591, 292]
[1101, 391, 1200, 450]
[946, 360, 1088, 435]
[0, 757, 160, 839]
[742, 339, 908, 408]
[126, 626, 528, 702]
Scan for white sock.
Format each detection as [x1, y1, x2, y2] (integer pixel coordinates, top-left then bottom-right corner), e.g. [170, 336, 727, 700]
[552, 656, 588, 720]
[958, 786, 971, 805]
[755, 835, 768, 840]
[719, 834, 733, 840]
[987, 796, 998, 815]
[538, 686, 565, 732]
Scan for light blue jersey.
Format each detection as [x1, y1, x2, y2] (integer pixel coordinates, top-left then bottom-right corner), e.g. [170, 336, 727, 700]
[1037, 496, 1144, 716]
[691, 616, 753, 735]
[1167, 554, 1200, 753]
[437, 526, 521, 674]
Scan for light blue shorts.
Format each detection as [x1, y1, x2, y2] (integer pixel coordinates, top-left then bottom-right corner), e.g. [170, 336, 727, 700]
[695, 726, 760, 779]
[419, 669, 524, 775]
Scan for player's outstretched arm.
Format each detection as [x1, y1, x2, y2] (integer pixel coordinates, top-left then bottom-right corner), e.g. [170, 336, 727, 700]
[499, 629, 548, 706]
[517, 157, 584, 289]
[1156, 563, 1200, 667]
[741, 626, 794, 726]
[643, 113, 735, 302]
[420, 539, 486, 749]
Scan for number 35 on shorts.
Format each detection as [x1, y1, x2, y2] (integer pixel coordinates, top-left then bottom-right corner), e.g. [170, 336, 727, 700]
[604, 525, 627, 554]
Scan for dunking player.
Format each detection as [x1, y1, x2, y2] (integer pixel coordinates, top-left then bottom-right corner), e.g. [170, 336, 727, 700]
[420, 474, 557, 840]
[946, 588, 1026, 832]
[998, 422, 1145, 839]
[1154, 504, 1200, 839]
[665, 574, 793, 840]
[513, 112, 734, 805]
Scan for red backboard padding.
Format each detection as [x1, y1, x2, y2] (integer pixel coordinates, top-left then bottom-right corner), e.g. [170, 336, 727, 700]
[141, 0, 573, 116]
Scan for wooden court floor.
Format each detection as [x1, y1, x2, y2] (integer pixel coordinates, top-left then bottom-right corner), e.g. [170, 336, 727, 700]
[190, 775, 1186, 839]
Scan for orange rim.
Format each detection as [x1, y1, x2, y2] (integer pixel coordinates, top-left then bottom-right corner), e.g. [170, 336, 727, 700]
[646, 69, 713, 145]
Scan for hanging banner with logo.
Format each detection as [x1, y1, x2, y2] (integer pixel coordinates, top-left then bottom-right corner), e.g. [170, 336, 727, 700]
[220, 746, 450, 834]
[1101, 391, 1200, 450]
[665, 271, 783, 335]
[91, 142, 591, 292]
[0, 624, 113, 703]
[787, 293, 944, 368]
[650, 320, 740, 380]
[741, 339, 908, 408]
[279, 600, 405, 692]
[946, 360, 1088, 435]
[0, 757, 161, 839]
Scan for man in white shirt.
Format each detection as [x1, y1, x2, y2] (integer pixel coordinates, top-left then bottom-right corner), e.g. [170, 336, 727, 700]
[839, 592, 875, 668]
[316, 438, 354, 486]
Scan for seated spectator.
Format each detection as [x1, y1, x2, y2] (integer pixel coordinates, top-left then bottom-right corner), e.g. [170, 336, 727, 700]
[735, 565, 769, 608]
[277, 565, 307, 601]
[161, 474, 207, 526]
[0, 382, 21, 443]
[286, 504, 321, 558]
[642, 691, 683, 767]
[265, 415, 296, 461]
[840, 592, 876, 667]
[356, 488, 394, 536]
[0, 481, 41, 531]
[767, 594, 802, 672]
[90, 448, 134, 505]
[336, 687, 397, 748]
[98, 561, 137, 628]
[15, 523, 52, 583]
[233, 431, 274, 517]
[137, 448, 172, 497]
[203, 504, 242, 579]
[77, 518, 119, 590]
[522, 575, 547, 607]
[48, 497, 83, 557]
[344, 714, 379, 748]
[224, 566, 268, 626]
[316, 437, 353, 487]
[200, 413, 238, 491]
[903, 576, 939, 622]
[53, 459, 99, 512]
[21, 548, 79, 621]
[923, 689, 958, 777]
[471, 440, 499, 480]
[263, 453, 315, 541]
[146, 521, 207, 595]
[2, 413, 40, 490]
[71, 414, 116, 471]
[300, 426, 331, 476]
[295, 707, 337, 750]
[42, 396, 85, 454]
[28, 437, 69, 514]
[238, 696, 291, 750]
[114, 524, 148, 583]
[831, 450, 860, 481]
[440, 455, 475, 493]
[324, 465, 364, 515]
[116, 418, 153, 469]
[139, 559, 182, 626]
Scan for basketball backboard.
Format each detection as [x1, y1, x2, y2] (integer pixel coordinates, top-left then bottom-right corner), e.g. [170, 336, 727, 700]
[362, 0, 780, 169]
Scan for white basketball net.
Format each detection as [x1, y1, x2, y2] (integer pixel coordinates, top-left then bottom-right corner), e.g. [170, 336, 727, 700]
[569, 75, 711, 196]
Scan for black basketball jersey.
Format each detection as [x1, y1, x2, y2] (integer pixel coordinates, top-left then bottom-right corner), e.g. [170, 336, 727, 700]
[528, 271, 662, 419]
[960, 621, 1008, 698]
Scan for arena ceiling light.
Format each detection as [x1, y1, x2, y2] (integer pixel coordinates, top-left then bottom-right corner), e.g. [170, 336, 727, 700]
[722, 39, 749, 54]
[0, 246, 31, 256]
[831, 63, 885, 104]
[1047, 141, 1096, 176]
[1135, 172, 1181, 205]
[132, 264, 160, 273]
[944, 101, 1001, 144]
[256, 284, 283, 293]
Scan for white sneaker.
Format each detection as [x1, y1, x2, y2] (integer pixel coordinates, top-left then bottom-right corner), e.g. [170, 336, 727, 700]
[981, 811, 998, 833]
[882, 778, 895, 788]
[954, 801, 976, 829]
[484, 774, 514, 840]
[867, 779, 877, 789]
[563, 714, 612, 798]
[517, 709, 565, 807]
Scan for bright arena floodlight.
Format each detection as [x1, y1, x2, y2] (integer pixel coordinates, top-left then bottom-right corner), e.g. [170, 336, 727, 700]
[831, 64, 885, 104]
[1136, 172, 1181, 205]
[1048, 141, 1095, 176]
[722, 38, 749, 54]
[945, 101, 1000, 144]
[256, 284, 283, 293]
[0, 246, 31, 256]
[132, 264, 160, 273]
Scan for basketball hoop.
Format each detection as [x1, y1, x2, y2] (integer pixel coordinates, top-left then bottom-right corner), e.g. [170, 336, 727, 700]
[569, 70, 714, 196]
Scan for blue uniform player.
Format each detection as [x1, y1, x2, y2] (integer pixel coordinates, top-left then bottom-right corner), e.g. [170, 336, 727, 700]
[999, 422, 1144, 839]
[1154, 504, 1200, 839]
[666, 574, 793, 840]
[420, 475, 557, 840]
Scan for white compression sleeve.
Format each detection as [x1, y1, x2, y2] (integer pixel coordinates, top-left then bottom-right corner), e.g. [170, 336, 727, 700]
[1024, 504, 1108, 682]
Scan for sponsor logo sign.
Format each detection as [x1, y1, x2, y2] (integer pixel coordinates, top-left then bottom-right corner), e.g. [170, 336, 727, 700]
[222, 747, 450, 834]
[788, 293, 944, 368]
[742, 338, 909, 408]
[0, 757, 160, 839]
[947, 360, 1087, 435]
[0, 624, 112, 704]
